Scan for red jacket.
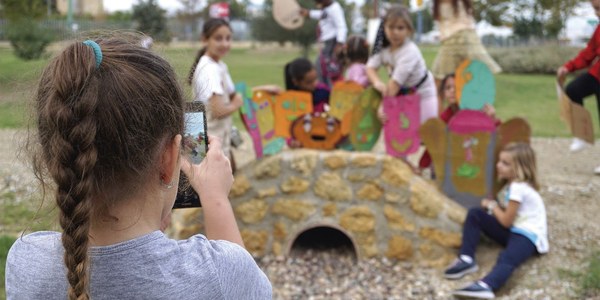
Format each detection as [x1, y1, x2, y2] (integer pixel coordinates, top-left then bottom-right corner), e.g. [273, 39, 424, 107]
[564, 24, 600, 81]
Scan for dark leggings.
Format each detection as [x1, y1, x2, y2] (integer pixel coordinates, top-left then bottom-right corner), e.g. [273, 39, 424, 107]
[460, 208, 538, 291]
[565, 73, 600, 128]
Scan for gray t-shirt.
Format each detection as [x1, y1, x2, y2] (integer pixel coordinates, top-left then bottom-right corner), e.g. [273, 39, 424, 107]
[5, 231, 272, 299]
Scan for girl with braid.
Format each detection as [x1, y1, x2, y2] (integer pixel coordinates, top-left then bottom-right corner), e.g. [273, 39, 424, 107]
[5, 36, 272, 299]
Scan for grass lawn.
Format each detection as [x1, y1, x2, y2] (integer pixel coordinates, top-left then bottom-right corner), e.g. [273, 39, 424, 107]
[1, 44, 598, 137]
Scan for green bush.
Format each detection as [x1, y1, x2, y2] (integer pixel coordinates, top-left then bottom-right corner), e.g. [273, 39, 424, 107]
[582, 251, 600, 298]
[6, 20, 54, 60]
[488, 45, 581, 75]
[1, 235, 17, 299]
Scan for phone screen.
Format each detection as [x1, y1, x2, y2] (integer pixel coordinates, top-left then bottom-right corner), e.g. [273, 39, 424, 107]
[173, 103, 208, 209]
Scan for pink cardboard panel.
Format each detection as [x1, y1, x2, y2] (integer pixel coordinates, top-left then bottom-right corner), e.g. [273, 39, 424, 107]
[383, 94, 421, 157]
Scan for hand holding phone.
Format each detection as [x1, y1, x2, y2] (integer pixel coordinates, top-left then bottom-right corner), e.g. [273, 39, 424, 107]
[181, 136, 234, 201]
[173, 102, 208, 209]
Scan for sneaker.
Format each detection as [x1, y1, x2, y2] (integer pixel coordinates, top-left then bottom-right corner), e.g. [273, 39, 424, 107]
[444, 256, 479, 279]
[569, 137, 589, 152]
[595, 165, 600, 175]
[452, 281, 495, 299]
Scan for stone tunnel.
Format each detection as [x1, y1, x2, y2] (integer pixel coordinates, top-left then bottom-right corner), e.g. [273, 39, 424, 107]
[170, 150, 467, 267]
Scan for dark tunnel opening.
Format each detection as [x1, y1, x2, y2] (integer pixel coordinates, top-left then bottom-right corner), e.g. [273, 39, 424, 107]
[289, 226, 357, 259]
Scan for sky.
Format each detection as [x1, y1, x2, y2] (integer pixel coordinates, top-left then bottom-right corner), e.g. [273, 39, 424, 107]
[103, 0, 365, 13]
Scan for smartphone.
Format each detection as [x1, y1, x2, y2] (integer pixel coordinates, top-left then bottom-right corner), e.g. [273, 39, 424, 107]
[173, 102, 208, 209]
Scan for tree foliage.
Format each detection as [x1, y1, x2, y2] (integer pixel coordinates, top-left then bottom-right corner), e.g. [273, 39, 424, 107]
[0, 0, 46, 21]
[1, 0, 53, 60]
[511, 0, 586, 40]
[132, 0, 171, 43]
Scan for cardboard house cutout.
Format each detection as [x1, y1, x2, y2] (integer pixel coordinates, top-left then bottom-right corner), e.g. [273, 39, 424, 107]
[349, 87, 383, 151]
[420, 110, 531, 208]
[456, 59, 495, 110]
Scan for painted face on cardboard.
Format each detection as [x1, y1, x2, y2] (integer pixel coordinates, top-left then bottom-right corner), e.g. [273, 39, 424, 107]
[384, 18, 411, 49]
[291, 113, 343, 150]
[496, 151, 516, 181]
[293, 69, 318, 92]
[204, 25, 232, 61]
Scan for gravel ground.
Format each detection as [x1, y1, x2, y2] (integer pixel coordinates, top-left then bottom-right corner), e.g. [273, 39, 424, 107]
[2, 128, 600, 299]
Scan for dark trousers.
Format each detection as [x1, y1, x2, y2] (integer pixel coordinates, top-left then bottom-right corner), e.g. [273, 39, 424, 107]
[565, 72, 600, 128]
[460, 208, 537, 291]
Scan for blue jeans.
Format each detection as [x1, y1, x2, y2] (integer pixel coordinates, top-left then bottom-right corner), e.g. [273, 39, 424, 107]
[460, 208, 538, 290]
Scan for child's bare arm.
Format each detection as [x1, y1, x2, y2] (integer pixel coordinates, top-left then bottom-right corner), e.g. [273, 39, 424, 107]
[481, 198, 519, 228]
[209, 93, 242, 119]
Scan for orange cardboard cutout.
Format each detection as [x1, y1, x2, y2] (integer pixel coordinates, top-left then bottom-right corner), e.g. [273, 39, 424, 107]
[329, 81, 364, 135]
[291, 113, 343, 150]
[419, 118, 447, 186]
[556, 81, 595, 144]
[273, 91, 313, 138]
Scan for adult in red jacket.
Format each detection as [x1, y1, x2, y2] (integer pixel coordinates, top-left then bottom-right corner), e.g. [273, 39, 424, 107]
[557, 0, 600, 175]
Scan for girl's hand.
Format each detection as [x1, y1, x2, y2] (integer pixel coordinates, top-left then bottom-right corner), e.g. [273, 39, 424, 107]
[377, 104, 387, 124]
[556, 66, 568, 82]
[374, 81, 387, 95]
[231, 93, 243, 109]
[299, 8, 309, 17]
[254, 85, 282, 95]
[482, 103, 496, 118]
[181, 136, 233, 202]
[480, 198, 490, 209]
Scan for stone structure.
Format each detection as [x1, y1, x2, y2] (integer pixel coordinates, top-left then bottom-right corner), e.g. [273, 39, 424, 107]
[170, 150, 467, 267]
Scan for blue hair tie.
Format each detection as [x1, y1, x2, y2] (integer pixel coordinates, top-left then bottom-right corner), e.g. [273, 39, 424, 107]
[82, 40, 102, 68]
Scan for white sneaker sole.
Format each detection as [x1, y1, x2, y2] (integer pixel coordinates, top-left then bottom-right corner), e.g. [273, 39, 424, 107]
[569, 140, 589, 152]
[452, 290, 495, 299]
[444, 264, 479, 280]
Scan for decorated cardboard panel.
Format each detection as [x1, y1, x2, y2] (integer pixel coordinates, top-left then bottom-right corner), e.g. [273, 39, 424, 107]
[273, 0, 304, 30]
[329, 81, 364, 135]
[419, 118, 447, 186]
[420, 110, 532, 208]
[250, 90, 285, 157]
[446, 110, 496, 199]
[273, 91, 313, 138]
[350, 87, 382, 151]
[382, 93, 421, 157]
[455, 59, 495, 110]
[291, 113, 343, 150]
[555, 82, 595, 144]
[237, 83, 264, 158]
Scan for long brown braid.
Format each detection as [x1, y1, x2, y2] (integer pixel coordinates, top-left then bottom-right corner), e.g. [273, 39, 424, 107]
[33, 36, 184, 299]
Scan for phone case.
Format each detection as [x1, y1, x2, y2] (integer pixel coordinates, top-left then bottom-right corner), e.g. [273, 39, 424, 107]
[173, 102, 208, 209]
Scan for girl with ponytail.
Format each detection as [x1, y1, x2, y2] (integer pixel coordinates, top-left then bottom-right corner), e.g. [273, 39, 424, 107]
[5, 35, 271, 299]
[188, 18, 242, 172]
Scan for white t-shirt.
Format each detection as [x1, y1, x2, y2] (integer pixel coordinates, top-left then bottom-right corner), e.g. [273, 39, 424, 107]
[191, 55, 236, 156]
[309, 1, 348, 43]
[366, 40, 438, 123]
[503, 181, 549, 253]
[192, 55, 235, 104]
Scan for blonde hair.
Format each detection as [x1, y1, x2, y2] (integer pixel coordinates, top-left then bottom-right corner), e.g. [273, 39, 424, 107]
[501, 142, 540, 190]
